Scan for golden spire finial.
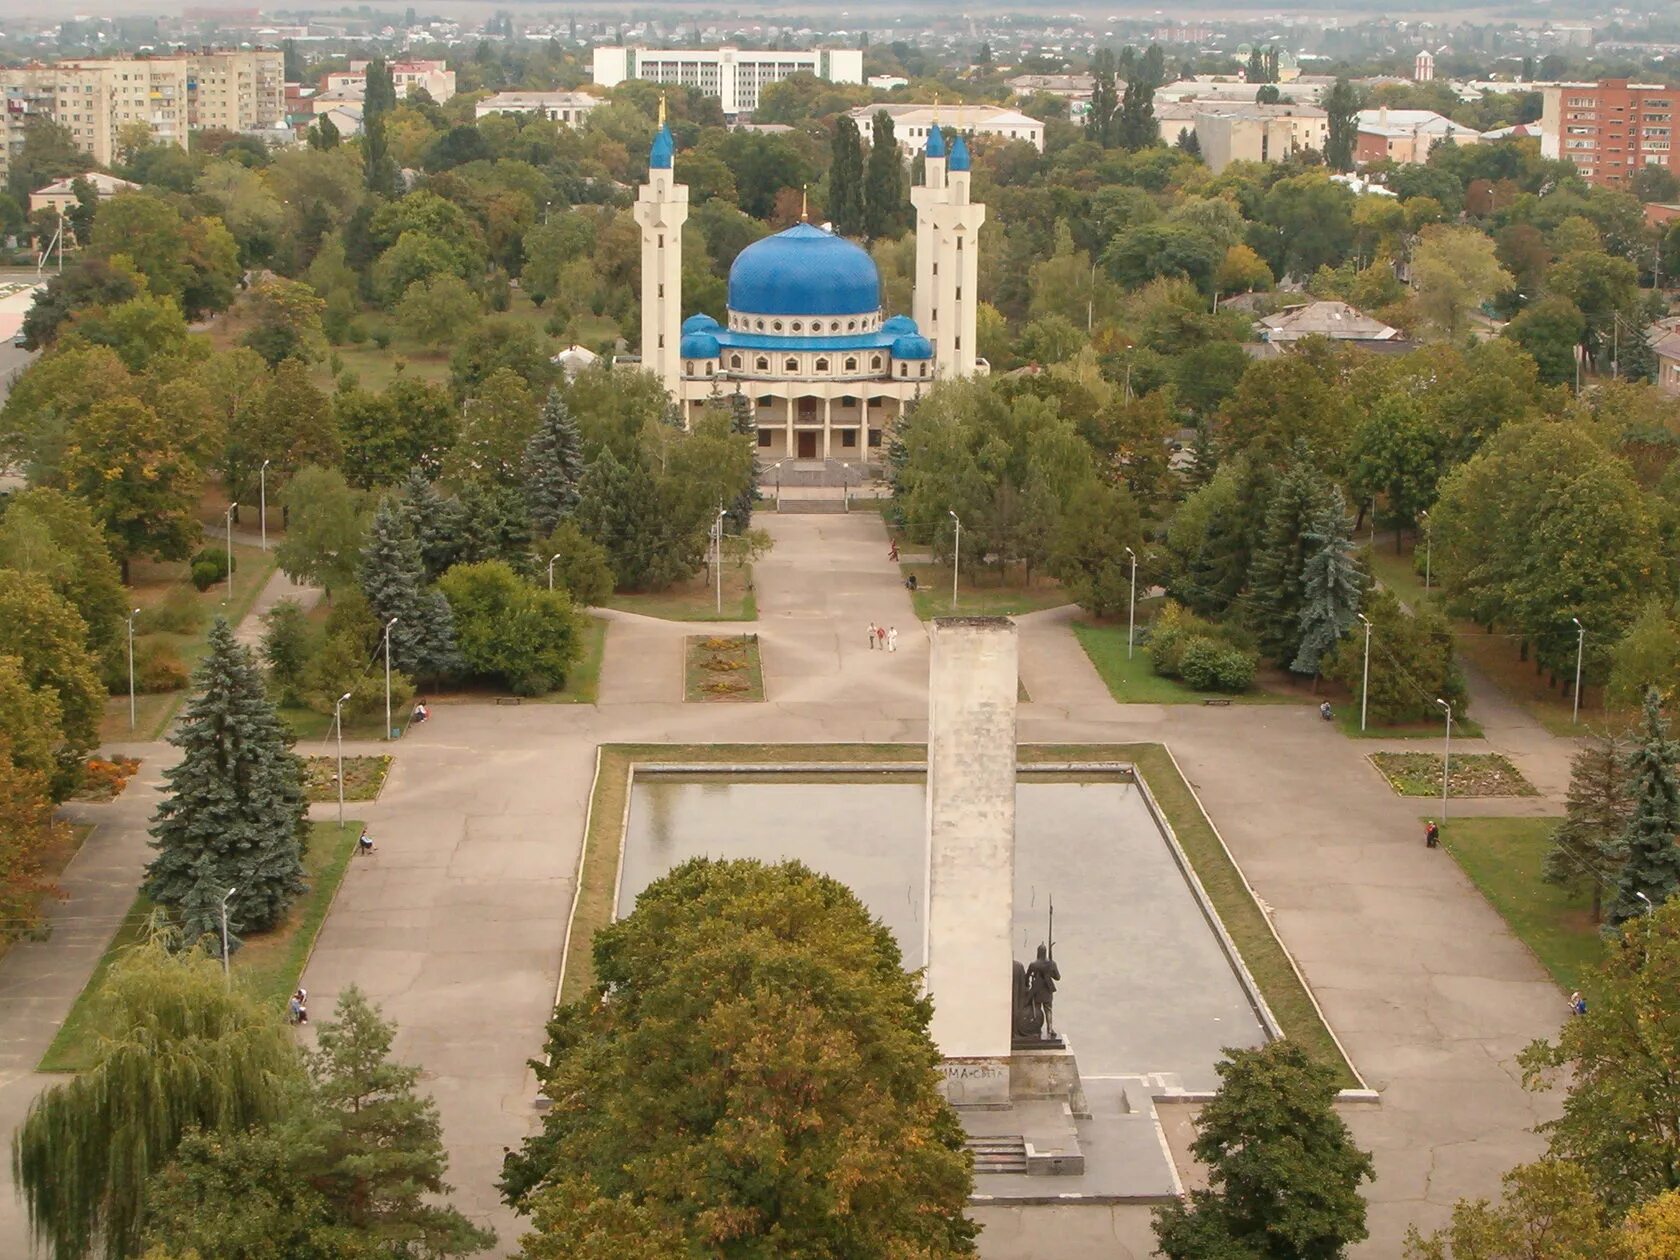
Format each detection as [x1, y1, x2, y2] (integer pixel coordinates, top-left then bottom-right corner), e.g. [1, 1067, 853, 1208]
[657, 92, 667, 127]
[801, 184, 809, 221]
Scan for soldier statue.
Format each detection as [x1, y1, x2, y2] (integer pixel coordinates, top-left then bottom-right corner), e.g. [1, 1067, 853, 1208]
[1025, 943, 1061, 1039]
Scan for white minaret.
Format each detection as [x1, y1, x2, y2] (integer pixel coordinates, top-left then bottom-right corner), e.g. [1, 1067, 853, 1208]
[1414, 49, 1435, 82]
[633, 99, 688, 394]
[911, 125, 986, 379]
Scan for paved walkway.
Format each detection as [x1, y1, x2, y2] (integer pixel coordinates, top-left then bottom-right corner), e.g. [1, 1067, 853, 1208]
[0, 510, 1577, 1258]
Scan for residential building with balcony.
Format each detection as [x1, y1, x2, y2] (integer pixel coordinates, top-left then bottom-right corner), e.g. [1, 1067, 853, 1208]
[1540, 79, 1677, 187]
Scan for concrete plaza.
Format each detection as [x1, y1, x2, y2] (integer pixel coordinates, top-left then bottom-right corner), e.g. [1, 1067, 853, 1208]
[0, 511, 1568, 1258]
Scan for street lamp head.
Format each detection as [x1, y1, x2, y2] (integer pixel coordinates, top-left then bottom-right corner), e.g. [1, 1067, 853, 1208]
[1124, 545, 1135, 558]
[338, 691, 352, 704]
[1357, 613, 1370, 626]
[386, 616, 399, 629]
[949, 509, 959, 521]
[260, 458, 270, 470]
[550, 552, 562, 563]
[1435, 698, 1449, 712]
[1572, 617, 1583, 631]
[1637, 891, 1655, 912]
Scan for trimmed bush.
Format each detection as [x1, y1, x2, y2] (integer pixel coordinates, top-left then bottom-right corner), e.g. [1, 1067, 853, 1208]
[1178, 637, 1257, 693]
[189, 547, 232, 592]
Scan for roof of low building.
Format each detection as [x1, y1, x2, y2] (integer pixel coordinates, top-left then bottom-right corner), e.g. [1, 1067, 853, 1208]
[31, 172, 140, 197]
[1259, 300, 1399, 342]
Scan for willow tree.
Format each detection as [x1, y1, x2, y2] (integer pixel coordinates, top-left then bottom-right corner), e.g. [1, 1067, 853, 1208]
[12, 930, 301, 1260]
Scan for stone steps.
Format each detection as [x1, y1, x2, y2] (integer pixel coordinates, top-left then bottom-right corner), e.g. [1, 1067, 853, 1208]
[966, 1134, 1029, 1175]
[774, 499, 849, 514]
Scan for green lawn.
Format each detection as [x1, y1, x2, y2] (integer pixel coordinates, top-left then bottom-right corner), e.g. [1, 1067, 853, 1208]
[1365, 539, 1432, 611]
[1439, 816, 1606, 992]
[604, 566, 757, 622]
[899, 561, 1070, 621]
[555, 614, 606, 703]
[561, 742, 1358, 1089]
[39, 819, 362, 1072]
[685, 634, 765, 702]
[1333, 706, 1485, 740]
[1073, 622, 1308, 706]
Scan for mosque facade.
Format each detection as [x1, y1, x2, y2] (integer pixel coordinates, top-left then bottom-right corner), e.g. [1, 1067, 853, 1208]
[633, 114, 987, 464]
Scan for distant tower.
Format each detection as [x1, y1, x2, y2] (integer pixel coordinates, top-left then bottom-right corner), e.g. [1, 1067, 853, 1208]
[911, 126, 987, 379]
[1414, 49, 1435, 82]
[634, 97, 688, 394]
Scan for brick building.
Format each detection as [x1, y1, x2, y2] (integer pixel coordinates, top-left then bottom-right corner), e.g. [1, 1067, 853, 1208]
[1540, 79, 1677, 187]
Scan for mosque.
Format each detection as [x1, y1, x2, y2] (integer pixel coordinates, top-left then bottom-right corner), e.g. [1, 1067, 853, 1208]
[633, 110, 988, 465]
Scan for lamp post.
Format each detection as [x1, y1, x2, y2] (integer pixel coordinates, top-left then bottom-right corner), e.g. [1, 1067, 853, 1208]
[333, 691, 352, 831]
[1124, 545, 1137, 660]
[841, 461, 851, 512]
[547, 552, 562, 591]
[383, 616, 398, 741]
[259, 459, 270, 552]
[219, 885, 237, 982]
[948, 510, 961, 611]
[1357, 612, 1372, 732]
[1419, 509, 1431, 590]
[1435, 698, 1453, 824]
[714, 508, 727, 615]
[223, 502, 237, 603]
[1571, 617, 1585, 726]
[767, 457, 790, 511]
[1637, 890, 1656, 917]
[126, 606, 140, 732]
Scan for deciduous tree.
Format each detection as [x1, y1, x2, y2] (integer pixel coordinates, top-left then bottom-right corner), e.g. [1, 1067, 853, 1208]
[60, 397, 203, 578]
[437, 559, 580, 695]
[276, 465, 368, 600]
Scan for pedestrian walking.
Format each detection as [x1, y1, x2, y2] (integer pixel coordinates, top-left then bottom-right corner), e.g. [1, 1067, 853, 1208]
[867, 621, 878, 649]
[888, 541, 899, 562]
[1424, 820, 1440, 849]
[358, 827, 375, 855]
[876, 624, 887, 650]
[888, 626, 898, 653]
[1568, 990, 1587, 1017]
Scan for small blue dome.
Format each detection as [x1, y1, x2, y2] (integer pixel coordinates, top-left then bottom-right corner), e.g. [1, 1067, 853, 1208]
[649, 124, 674, 170]
[881, 314, 919, 335]
[679, 331, 720, 358]
[892, 334, 934, 360]
[681, 313, 719, 334]
[727, 222, 881, 317]
[949, 134, 971, 171]
[926, 124, 946, 159]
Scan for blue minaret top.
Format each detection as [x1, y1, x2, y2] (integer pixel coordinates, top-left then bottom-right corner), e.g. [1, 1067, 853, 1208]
[649, 124, 674, 169]
[925, 123, 946, 159]
[948, 133, 971, 171]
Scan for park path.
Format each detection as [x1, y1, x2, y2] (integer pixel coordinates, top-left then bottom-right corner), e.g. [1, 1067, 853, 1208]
[232, 561, 323, 652]
[0, 512, 1593, 1259]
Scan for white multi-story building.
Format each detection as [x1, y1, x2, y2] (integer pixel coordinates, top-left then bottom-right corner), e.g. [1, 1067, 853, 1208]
[326, 59, 456, 104]
[474, 91, 600, 127]
[0, 50, 283, 180]
[845, 103, 1045, 154]
[593, 45, 863, 115]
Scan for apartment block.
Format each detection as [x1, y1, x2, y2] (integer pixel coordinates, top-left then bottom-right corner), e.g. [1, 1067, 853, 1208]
[592, 45, 863, 116]
[327, 58, 456, 104]
[1541, 79, 1677, 187]
[0, 50, 283, 181]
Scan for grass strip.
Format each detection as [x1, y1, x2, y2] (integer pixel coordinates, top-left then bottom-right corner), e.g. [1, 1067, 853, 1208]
[38, 819, 361, 1072]
[1440, 816, 1605, 993]
[559, 742, 1355, 1087]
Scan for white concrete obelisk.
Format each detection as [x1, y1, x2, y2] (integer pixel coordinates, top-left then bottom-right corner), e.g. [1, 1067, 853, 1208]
[924, 615, 1018, 1105]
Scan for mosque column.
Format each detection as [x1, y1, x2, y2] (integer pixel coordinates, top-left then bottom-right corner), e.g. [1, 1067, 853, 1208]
[821, 395, 832, 460]
[784, 396, 794, 460]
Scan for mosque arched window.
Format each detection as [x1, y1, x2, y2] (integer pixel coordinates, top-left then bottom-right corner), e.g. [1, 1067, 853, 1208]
[730, 354, 742, 369]
[815, 357, 829, 372]
[792, 321, 802, 332]
[756, 319, 765, 330]
[847, 320, 857, 332]
[756, 356, 770, 372]
[844, 357, 858, 372]
[899, 364, 907, 378]
[871, 355, 882, 370]
[785, 357, 799, 373]
[919, 363, 929, 377]
[773, 320, 784, 332]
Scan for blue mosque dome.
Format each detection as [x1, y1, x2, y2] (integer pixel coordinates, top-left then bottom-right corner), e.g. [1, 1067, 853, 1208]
[925, 124, 946, 159]
[892, 334, 934, 360]
[649, 124, 675, 170]
[881, 314, 918, 335]
[679, 331, 721, 358]
[727, 223, 881, 316]
[681, 313, 720, 334]
[948, 134, 971, 171]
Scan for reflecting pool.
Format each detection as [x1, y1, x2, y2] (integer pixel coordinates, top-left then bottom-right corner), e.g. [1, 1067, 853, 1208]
[619, 772, 1268, 1086]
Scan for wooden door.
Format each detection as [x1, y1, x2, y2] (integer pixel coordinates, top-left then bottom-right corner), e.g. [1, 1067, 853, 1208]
[797, 430, 818, 459]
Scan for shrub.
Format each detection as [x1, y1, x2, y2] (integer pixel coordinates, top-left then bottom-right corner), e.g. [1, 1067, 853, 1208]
[1150, 601, 1223, 677]
[189, 547, 231, 592]
[371, 328, 392, 350]
[135, 641, 190, 693]
[1178, 636, 1256, 693]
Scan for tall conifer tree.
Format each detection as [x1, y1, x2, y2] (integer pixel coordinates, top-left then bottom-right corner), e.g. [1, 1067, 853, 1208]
[359, 497, 461, 682]
[523, 386, 585, 535]
[1607, 689, 1680, 927]
[144, 618, 308, 942]
[830, 116, 866, 237]
[1248, 447, 1338, 668]
[1291, 493, 1361, 679]
[863, 111, 906, 240]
